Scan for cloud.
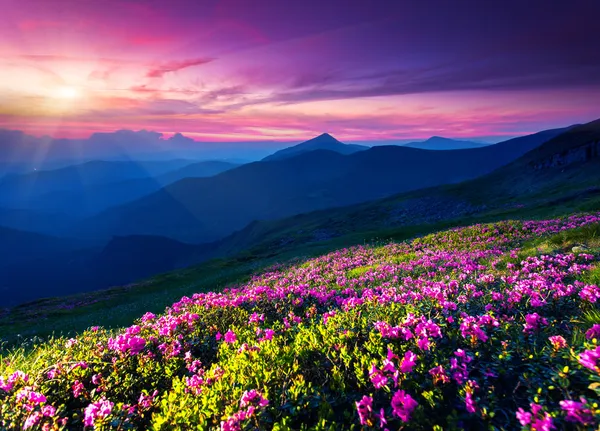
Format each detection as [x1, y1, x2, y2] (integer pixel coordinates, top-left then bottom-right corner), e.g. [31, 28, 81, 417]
[138, 99, 222, 116]
[146, 57, 215, 78]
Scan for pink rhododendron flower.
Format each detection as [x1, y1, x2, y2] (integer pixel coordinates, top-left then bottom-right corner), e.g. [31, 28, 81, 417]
[390, 390, 418, 422]
[559, 398, 594, 425]
[399, 350, 417, 373]
[72, 380, 85, 398]
[355, 395, 373, 426]
[224, 330, 237, 343]
[585, 324, 600, 339]
[578, 346, 600, 373]
[84, 398, 114, 427]
[548, 335, 567, 350]
[23, 412, 42, 430]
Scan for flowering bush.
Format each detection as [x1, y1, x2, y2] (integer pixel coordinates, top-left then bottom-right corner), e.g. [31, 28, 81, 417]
[1, 213, 600, 430]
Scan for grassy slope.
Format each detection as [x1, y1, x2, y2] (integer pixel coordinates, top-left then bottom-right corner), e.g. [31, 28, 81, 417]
[2, 192, 599, 346]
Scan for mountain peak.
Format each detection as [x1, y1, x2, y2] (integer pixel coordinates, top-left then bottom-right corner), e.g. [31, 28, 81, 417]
[313, 132, 338, 142]
[262, 133, 367, 161]
[425, 136, 450, 142]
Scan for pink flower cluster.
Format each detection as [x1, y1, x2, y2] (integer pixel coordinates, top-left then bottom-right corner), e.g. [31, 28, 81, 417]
[220, 390, 269, 431]
[84, 397, 114, 427]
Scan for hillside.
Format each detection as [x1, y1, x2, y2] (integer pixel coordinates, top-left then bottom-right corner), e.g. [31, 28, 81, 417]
[91, 235, 211, 285]
[214, 121, 599, 254]
[0, 207, 75, 236]
[0, 226, 80, 268]
[262, 133, 368, 161]
[0, 159, 197, 208]
[1, 213, 599, 429]
[401, 136, 489, 150]
[24, 160, 239, 217]
[76, 128, 566, 243]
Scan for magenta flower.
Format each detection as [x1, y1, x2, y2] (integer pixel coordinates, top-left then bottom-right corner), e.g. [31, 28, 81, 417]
[399, 350, 417, 374]
[107, 333, 146, 355]
[578, 346, 600, 373]
[465, 391, 477, 414]
[531, 414, 555, 431]
[248, 313, 265, 324]
[548, 335, 567, 350]
[517, 403, 555, 431]
[585, 324, 600, 339]
[429, 365, 450, 384]
[84, 397, 114, 427]
[72, 380, 85, 398]
[369, 364, 388, 389]
[23, 412, 42, 430]
[71, 361, 88, 371]
[240, 389, 269, 408]
[559, 398, 594, 425]
[355, 395, 373, 426]
[260, 328, 275, 342]
[390, 390, 418, 422]
[224, 330, 237, 344]
[41, 404, 56, 417]
[523, 313, 548, 334]
[516, 408, 532, 426]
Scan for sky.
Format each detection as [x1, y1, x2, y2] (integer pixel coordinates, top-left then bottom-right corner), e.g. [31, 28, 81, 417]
[1, 0, 600, 142]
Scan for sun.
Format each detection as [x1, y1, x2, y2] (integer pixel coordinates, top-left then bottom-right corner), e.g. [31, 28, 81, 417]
[55, 86, 81, 99]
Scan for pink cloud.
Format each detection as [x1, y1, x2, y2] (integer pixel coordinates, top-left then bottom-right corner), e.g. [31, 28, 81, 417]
[146, 58, 215, 78]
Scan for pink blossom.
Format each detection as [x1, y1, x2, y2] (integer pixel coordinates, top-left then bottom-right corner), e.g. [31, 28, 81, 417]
[578, 346, 600, 373]
[399, 351, 417, 373]
[355, 395, 373, 426]
[41, 404, 56, 417]
[585, 324, 600, 339]
[84, 398, 114, 427]
[559, 398, 594, 425]
[72, 380, 85, 398]
[23, 412, 42, 430]
[390, 390, 418, 422]
[548, 335, 567, 350]
[224, 330, 237, 344]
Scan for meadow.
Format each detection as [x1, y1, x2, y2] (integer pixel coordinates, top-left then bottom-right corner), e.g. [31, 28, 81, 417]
[1, 213, 600, 430]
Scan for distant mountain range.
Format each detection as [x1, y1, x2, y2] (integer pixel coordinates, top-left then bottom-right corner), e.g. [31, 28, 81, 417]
[0, 159, 196, 198]
[222, 119, 600, 253]
[263, 133, 368, 161]
[72, 126, 567, 243]
[400, 136, 490, 150]
[3, 121, 595, 307]
[0, 129, 289, 166]
[7, 160, 238, 220]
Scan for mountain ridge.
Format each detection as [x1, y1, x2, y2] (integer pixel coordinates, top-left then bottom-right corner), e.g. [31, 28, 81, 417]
[262, 133, 368, 161]
[72, 127, 568, 243]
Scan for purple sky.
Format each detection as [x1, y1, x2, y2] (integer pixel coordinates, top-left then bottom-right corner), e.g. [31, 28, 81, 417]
[1, 0, 599, 141]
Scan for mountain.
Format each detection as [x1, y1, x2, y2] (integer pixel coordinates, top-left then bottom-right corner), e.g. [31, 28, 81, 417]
[0, 207, 75, 236]
[156, 160, 239, 184]
[401, 136, 489, 150]
[262, 133, 368, 161]
[215, 119, 600, 253]
[74, 128, 566, 243]
[0, 159, 197, 203]
[0, 129, 290, 166]
[0, 226, 82, 268]
[90, 235, 211, 287]
[0, 124, 586, 307]
[21, 160, 239, 218]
